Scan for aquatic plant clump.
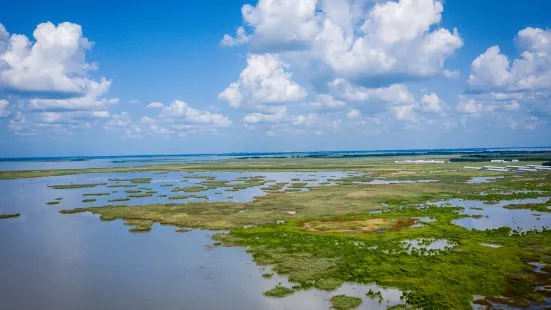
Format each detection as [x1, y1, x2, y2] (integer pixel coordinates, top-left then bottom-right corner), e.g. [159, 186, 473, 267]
[0, 213, 20, 219]
[171, 186, 208, 193]
[48, 183, 106, 189]
[330, 295, 362, 310]
[46, 201, 60, 205]
[263, 286, 294, 297]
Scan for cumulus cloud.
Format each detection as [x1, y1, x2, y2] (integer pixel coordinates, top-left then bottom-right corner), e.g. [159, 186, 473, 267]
[146, 101, 164, 108]
[467, 28, 551, 93]
[221, 26, 250, 47]
[0, 22, 107, 97]
[124, 124, 142, 139]
[244, 106, 288, 123]
[218, 54, 307, 108]
[140, 116, 155, 124]
[308, 94, 345, 111]
[160, 100, 232, 127]
[418, 93, 444, 113]
[104, 112, 132, 128]
[222, 0, 462, 85]
[28, 78, 118, 111]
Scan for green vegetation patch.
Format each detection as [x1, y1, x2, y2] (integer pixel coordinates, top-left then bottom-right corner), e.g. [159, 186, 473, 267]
[299, 217, 414, 235]
[125, 189, 142, 193]
[171, 186, 208, 193]
[0, 213, 20, 219]
[160, 184, 174, 187]
[48, 183, 106, 189]
[330, 295, 362, 310]
[107, 198, 131, 202]
[46, 201, 60, 205]
[130, 178, 153, 184]
[263, 286, 294, 297]
[82, 199, 96, 203]
[314, 278, 344, 291]
[106, 184, 137, 188]
[168, 195, 208, 200]
[83, 192, 110, 196]
[124, 220, 153, 233]
[128, 193, 153, 198]
[503, 203, 551, 213]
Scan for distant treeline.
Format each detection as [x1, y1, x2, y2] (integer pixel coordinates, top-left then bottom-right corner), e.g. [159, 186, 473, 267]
[544, 161, 551, 166]
[449, 152, 551, 163]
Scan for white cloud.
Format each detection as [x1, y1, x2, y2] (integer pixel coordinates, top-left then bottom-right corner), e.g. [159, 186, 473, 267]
[467, 28, 551, 93]
[149, 124, 175, 135]
[244, 106, 287, 124]
[292, 113, 317, 126]
[392, 105, 417, 121]
[104, 112, 132, 128]
[0, 99, 9, 117]
[219, 54, 307, 108]
[221, 26, 250, 47]
[146, 101, 164, 108]
[329, 78, 414, 105]
[442, 69, 460, 78]
[347, 108, 360, 119]
[41, 110, 109, 123]
[418, 93, 444, 113]
[223, 0, 462, 85]
[308, 94, 345, 111]
[140, 116, 155, 124]
[228, 0, 319, 51]
[0, 22, 107, 97]
[124, 124, 142, 139]
[28, 78, 118, 111]
[160, 100, 232, 127]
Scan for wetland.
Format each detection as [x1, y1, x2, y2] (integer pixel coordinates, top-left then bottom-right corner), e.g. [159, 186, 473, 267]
[1, 153, 551, 309]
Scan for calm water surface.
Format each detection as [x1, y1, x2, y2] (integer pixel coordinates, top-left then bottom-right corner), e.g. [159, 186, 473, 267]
[0, 172, 404, 310]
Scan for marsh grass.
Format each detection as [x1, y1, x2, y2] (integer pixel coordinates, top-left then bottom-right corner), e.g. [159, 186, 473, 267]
[49, 183, 106, 189]
[0, 213, 20, 219]
[106, 184, 137, 188]
[107, 198, 131, 202]
[172, 186, 208, 193]
[263, 286, 294, 297]
[330, 295, 362, 310]
[128, 193, 153, 198]
[46, 201, 60, 205]
[168, 195, 208, 200]
[130, 178, 152, 184]
[82, 199, 96, 203]
[125, 189, 142, 193]
[83, 192, 110, 196]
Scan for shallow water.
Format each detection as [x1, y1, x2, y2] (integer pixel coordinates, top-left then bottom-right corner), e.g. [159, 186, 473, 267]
[0, 171, 409, 310]
[430, 198, 551, 231]
[362, 179, 438, 185]
[23, 171, 346, 208]
[467, 176, 504, 184]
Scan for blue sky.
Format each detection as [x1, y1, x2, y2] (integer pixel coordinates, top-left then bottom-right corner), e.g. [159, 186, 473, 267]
[0, 0, 550, 157]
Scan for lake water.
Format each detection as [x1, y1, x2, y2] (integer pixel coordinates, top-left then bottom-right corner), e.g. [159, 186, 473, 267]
[430, 198, 551, 231]
[0, 171, 406, 310]
[0, 155, 233, 171]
